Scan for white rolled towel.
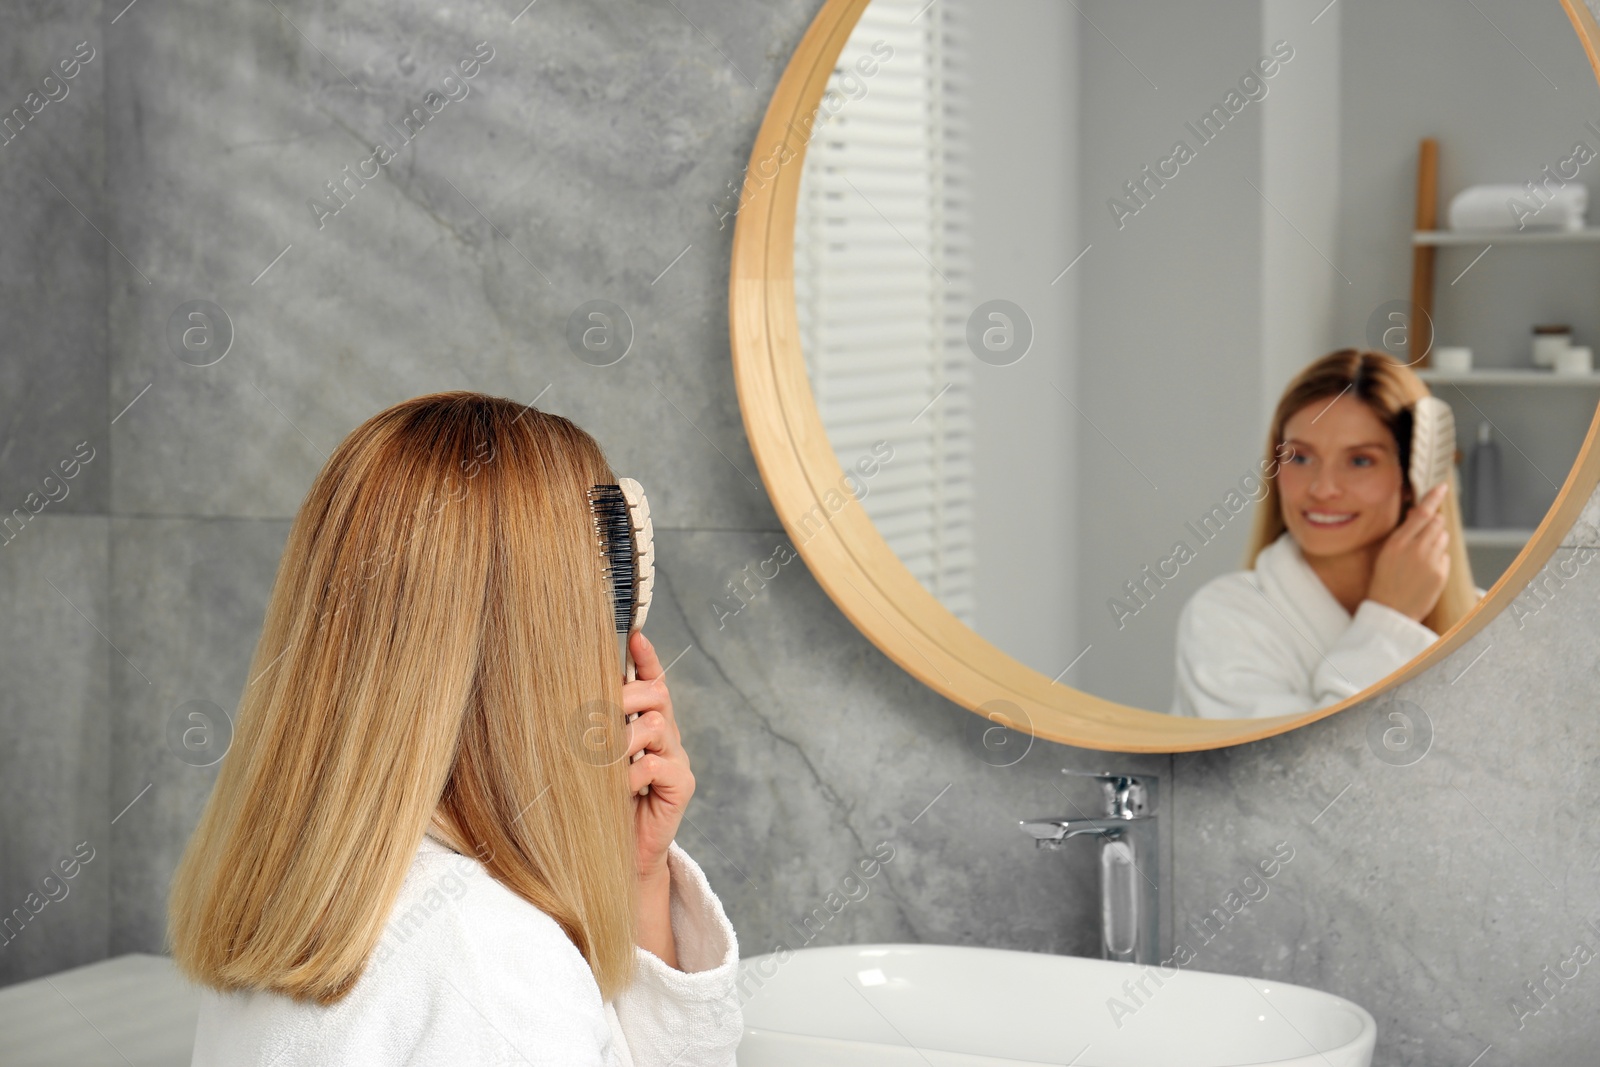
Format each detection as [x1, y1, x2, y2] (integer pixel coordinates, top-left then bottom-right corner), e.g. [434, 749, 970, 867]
[1447, 183, 1588, 232]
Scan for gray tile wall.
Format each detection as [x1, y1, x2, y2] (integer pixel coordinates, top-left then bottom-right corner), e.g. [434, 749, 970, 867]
[1, 1, 1595, 1064]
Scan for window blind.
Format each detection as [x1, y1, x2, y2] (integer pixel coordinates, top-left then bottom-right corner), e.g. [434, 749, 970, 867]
[794, 0, 975, 623]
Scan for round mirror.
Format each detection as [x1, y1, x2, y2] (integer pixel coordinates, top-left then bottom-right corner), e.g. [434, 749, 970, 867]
[730, 0, 1600, 751]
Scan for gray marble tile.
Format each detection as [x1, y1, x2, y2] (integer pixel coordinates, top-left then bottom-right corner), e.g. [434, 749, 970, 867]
[102, 0, 800, 531]
[1564, 477, 1600, 547]
[0, 516, 111, 986]
[106, 517, 293, 958]
[0, 16, 109, 516]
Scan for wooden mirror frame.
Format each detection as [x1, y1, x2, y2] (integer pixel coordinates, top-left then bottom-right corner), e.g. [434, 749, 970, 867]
[728, 0, 1600, 752]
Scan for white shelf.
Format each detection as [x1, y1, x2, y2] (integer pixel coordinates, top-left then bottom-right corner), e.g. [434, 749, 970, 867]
[1463, 527, 1534, 549]
[1414, 228, 1600, 245]
[1417, 368, 1600, 386]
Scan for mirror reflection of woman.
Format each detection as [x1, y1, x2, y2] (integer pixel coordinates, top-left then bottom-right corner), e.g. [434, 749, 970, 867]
[1170, 350, 1481, 719]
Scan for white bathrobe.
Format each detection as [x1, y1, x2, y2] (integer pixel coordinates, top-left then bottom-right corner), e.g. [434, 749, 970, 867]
[1169, 531, 1443, 719]
[189, 833, 743, 1066]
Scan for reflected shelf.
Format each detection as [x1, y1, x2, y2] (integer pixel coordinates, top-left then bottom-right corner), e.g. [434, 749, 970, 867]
[1462, 527, 1535, 549]
[1417, 368, 1600, 386]
[1413, 228, 1600, 245]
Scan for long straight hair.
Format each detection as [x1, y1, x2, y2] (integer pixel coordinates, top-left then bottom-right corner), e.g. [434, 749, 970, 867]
[166, 392, 638, 1005]
[1245, 349, 1477, 636]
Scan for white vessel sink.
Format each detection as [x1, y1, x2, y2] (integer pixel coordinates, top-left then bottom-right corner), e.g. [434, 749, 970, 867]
[737, 943, 1375, 1067]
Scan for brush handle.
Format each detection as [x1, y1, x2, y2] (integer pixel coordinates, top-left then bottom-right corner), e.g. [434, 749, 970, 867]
[624, 638, 649, 796]
[615, 478, 653, 798]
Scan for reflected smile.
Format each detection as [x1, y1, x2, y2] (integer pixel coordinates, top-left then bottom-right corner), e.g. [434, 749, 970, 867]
[1303, 510, 1356, 528]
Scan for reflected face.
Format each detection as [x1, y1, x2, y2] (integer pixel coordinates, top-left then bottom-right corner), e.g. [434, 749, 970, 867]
[1277, 394, 1404, 559]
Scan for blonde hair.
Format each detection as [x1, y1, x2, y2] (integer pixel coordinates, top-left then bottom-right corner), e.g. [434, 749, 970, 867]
[166, 392, 638, 1005]
[1245, 349, 1477, 636]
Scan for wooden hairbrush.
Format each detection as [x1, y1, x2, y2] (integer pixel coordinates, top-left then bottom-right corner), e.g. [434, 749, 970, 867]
[1409, 396, 1456, 497]
[587, 477, 655, 795]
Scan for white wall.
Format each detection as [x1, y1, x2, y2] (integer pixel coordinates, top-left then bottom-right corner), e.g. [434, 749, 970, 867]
[1075, 0, 1268, 710]
[964, 0, 1079, 678]
[1261, 0, 1342, 421]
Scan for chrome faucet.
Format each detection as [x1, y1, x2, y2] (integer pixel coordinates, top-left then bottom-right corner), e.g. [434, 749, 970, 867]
[1020, 770, 1161, 965]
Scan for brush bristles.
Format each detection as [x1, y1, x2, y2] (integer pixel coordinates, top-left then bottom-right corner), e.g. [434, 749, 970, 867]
[588, 484, 635, 635]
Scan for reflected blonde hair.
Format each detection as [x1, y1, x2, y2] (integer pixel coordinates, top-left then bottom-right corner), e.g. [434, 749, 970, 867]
[166, 392, 637, 1005]
[1245, 349, 1476, 636]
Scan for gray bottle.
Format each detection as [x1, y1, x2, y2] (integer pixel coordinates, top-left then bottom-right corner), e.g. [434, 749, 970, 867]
[1465, 421, 1502, 529]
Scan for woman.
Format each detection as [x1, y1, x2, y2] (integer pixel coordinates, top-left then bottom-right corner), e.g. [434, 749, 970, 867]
[1170, 349, 1479, 719]
[167, 392, 742, 1064]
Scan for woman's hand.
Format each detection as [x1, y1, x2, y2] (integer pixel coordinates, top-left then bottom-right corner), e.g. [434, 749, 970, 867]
[1366, 482, 1451, 622]
[623, 630, 691, 968]
[623, 630, 693, 879]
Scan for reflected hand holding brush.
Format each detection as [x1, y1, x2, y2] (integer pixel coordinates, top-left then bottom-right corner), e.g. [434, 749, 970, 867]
[1368, 482, 1452, 623]
[1366, 395, 1456, 623]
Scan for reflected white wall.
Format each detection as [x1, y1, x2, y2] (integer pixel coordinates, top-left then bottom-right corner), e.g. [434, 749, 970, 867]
[1076, 0, 1267, 711]
[965, 1, 1080, 679]
[1260, 0, 1342, 422]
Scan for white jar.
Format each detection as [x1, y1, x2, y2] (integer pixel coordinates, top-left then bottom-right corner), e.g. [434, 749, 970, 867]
[1433, 346, 1472, 373]
[1556, 345, 1594, 374]
[1533, 325, 1572, 367]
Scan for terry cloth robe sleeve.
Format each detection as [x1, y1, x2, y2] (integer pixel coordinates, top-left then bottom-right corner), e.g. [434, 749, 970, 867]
[1169, 531, 1440, 719]
[610, 840, 744, 1067]
[1170, 572, 1329, 718]
[1308, 598, 1439, 704]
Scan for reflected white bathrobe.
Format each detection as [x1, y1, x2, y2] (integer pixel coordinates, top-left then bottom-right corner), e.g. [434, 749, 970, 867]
[1169, 531, 1443, 719]
[189, 833, 743, 1066]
